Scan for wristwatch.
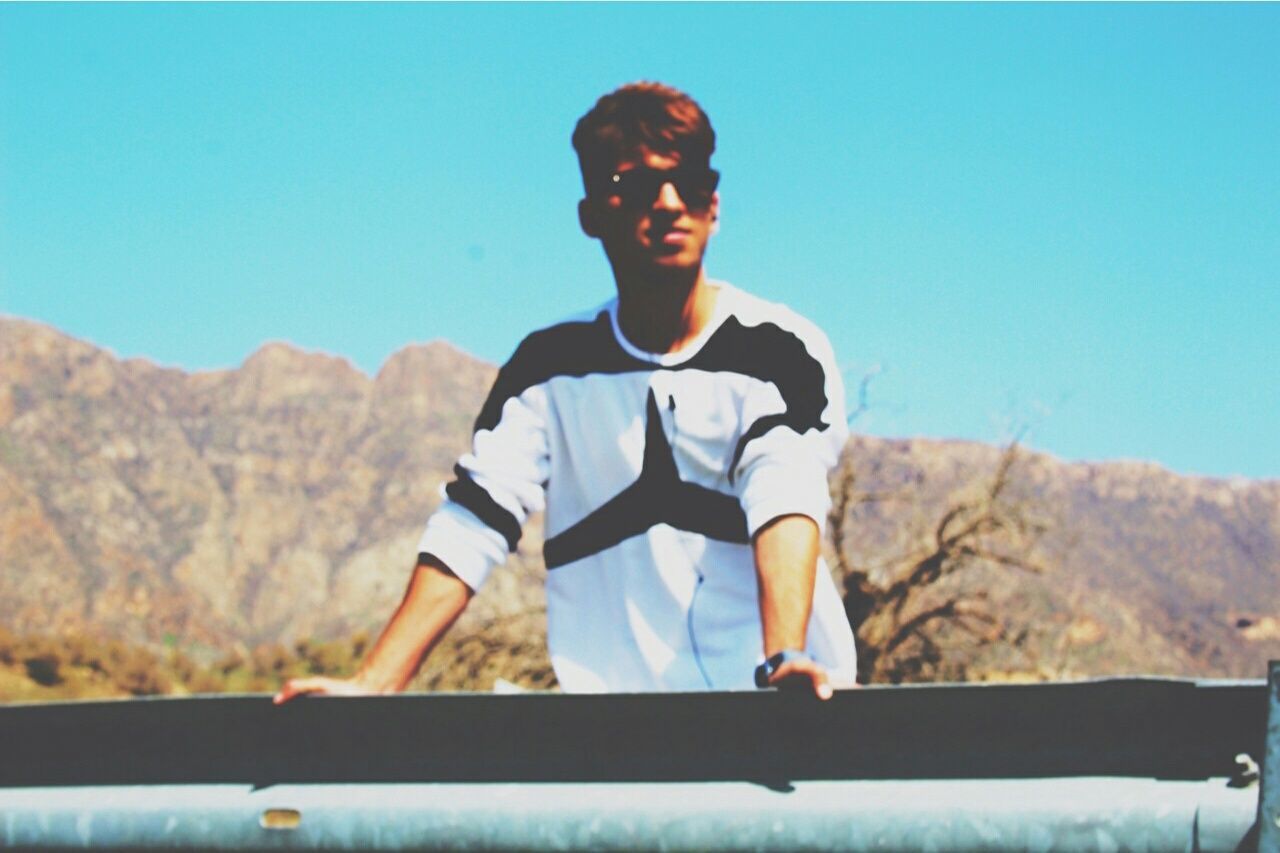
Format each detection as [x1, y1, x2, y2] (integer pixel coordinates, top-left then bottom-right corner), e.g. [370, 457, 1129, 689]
[754, 649, 811, 688]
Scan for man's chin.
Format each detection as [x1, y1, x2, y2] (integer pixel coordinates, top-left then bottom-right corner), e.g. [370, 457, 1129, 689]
[610, 247, 704, 281]
[646, 249, 701, 270]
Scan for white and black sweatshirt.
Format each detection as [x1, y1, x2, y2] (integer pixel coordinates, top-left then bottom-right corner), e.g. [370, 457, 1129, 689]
[417, 282, 858, 692]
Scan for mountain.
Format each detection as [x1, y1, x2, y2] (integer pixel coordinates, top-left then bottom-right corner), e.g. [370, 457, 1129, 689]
[0, 317, 541, 661]
[2, 316, 1277, 680]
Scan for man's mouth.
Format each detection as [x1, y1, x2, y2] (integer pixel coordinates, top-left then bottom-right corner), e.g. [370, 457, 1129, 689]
[650, 227, 690, 247]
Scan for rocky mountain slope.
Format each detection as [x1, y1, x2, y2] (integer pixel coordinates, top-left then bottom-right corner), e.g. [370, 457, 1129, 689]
[835, 436, 1280, 678]
[0, 316, 540, 662]
[2, 316, 1276, 679]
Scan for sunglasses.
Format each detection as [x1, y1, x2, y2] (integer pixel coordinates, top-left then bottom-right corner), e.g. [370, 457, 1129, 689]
[595, 166, 720, 209]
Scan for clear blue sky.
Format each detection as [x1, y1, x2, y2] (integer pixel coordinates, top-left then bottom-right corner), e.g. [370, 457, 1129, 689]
[2, 4, 1276, 479]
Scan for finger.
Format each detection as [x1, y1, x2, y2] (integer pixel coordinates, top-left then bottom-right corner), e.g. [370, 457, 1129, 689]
[272, 677, 329, 705]
[807, 663, 832, 700]
[273, 679, 307, 705]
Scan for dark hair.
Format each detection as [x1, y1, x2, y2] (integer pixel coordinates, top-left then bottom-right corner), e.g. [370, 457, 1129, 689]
[572, 82, 716, 189]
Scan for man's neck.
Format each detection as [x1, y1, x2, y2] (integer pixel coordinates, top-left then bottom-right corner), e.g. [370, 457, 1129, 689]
[614, 267, 718, 355]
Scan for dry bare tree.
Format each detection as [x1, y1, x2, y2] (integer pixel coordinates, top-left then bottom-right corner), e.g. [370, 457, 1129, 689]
[829, 386, 1054, 683]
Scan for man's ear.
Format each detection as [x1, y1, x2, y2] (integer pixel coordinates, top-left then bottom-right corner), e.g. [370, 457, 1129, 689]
[709, 192, 720, 235]
[578, 198, 601, 238]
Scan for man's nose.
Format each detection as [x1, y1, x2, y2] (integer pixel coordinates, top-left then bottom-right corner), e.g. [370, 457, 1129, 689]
[653, 180, 685, 211]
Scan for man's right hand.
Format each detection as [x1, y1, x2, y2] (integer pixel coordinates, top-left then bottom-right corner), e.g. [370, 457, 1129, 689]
[272, 676, 379, 705]
[272, 556, 474, 707]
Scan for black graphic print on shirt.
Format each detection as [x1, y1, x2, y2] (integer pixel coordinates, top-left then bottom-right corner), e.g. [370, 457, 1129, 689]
[542, 389, 749, 569]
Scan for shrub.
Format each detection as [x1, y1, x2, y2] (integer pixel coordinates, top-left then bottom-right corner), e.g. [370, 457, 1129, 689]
[24, 651, 64, 687]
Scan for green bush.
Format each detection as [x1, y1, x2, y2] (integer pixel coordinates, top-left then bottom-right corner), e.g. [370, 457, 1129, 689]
[24, 651, 64, 687]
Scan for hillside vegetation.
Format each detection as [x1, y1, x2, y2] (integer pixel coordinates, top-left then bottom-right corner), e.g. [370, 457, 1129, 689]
[0, 622, 555, 701]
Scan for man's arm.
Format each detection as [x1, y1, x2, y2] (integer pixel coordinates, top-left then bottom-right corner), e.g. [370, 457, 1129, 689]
[754, 513, 833, 700]
[273, 554, 472, 703]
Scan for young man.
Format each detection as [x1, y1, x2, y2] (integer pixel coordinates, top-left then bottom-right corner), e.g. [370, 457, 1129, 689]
[276, 82, 857, 702]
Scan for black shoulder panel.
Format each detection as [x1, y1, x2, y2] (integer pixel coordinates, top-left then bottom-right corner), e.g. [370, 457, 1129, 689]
[473, 311, 648, 434]
[685, 316, 831, 480]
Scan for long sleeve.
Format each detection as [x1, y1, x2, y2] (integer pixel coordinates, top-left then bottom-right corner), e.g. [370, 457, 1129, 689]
[416, 362, 550, 592]
[732, 320, 848, 538]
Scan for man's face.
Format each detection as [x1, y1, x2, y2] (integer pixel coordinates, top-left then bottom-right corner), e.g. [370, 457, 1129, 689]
[579, 148, 720, 276]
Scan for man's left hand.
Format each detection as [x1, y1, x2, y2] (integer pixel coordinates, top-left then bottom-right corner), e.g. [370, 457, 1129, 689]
[768, 655, 833, 700]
